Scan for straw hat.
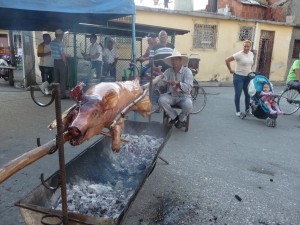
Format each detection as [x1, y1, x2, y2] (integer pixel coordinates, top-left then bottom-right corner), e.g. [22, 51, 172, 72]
[163, 49, 189, 67]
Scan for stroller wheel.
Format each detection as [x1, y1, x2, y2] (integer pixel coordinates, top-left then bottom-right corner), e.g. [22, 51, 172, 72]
[240, 112, 246, 119]
[266, 117, 276, 127]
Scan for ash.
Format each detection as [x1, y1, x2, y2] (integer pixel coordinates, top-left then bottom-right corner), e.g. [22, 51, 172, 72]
[54, 134, 164, 219]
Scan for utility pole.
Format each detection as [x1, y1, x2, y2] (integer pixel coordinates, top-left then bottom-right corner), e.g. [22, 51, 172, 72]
[21, 31, 36, 86]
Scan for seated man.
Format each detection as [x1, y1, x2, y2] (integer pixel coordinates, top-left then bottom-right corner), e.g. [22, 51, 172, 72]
[136, 33, 158, 77]
[149, 30, 174, 74]
[286, 53, 300, 89]
[157, 49, 193, 129]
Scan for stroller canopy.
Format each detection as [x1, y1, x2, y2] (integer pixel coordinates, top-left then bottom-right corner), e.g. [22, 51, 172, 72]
[248, 74, 273, 97]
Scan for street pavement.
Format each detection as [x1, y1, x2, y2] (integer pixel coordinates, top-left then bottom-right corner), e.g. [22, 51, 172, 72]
[0, 77, 299, 225]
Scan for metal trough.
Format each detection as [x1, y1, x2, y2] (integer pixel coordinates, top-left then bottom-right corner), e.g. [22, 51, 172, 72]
[16, 120, 172, 225]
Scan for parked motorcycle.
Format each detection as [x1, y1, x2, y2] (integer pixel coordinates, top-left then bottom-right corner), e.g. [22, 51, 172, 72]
[0, 55, 14, 86]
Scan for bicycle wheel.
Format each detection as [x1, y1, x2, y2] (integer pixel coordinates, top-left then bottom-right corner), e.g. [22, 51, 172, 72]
[191, 79, 198, 100]
[190, 80, 207, 114]
[277, 88, 300, 115]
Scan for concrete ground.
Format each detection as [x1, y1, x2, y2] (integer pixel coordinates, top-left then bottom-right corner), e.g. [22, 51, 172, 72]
[0, 73, 299, 225]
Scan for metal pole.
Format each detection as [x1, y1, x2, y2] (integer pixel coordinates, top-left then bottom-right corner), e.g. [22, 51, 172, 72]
[132, 14, 137, 77]
[53, 84, 69, 224]
[73, 31, 78, 88]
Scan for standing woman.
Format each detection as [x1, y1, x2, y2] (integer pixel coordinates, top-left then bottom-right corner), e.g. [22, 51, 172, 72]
[225, 40, 254, 116]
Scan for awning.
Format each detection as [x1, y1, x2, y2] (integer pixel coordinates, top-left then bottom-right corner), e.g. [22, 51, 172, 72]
[0, 0, 136, 31]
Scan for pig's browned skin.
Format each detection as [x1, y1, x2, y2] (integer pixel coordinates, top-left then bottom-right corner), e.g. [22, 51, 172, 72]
[65, 78, 151, 152]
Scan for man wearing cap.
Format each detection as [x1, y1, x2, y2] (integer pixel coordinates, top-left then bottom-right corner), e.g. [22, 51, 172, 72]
[157, 49, 193, 129]
[137, 33, 158, 63]
[137, 33, 158, 78]
[50, 29, 68, 99]
[149, 30, 174, 73]
[82, 34, 102, 79]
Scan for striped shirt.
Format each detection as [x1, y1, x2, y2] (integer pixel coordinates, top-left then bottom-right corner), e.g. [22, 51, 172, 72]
[50, 38, 65, 60]
[149, 43, 174, 72]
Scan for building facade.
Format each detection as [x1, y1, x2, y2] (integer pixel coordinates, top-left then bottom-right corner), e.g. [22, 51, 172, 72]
[136, 6, 296, 82]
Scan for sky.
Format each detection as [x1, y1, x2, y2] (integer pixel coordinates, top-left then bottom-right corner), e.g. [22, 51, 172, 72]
[134, 0, 209, 10]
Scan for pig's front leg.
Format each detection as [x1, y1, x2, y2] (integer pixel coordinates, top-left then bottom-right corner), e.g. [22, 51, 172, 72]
[110, 118, 125, 152]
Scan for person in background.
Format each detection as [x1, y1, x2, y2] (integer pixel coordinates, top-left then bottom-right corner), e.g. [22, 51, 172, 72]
[102, 38, 119, 81]
[82, 34, 102, 79]
[149, 30, 174, 74]
[50, 29, 68, 99]
[38, 33, 54, 95]
[157, 49, 193, 129]
[136, 33, 158, 77]
[225, 39, 254, 117]
[286, 53, 300, 89]
[148, 30, 175, 113]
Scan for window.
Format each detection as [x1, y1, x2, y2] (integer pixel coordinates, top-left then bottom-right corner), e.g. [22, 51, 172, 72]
[0, 34, 8, 48]
[193, 24, 217, 49]
[239, 26, 253, 41]
[292, 39, 300, 59]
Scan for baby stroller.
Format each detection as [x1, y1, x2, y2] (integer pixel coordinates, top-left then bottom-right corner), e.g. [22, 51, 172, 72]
[240, 72, 278, 127]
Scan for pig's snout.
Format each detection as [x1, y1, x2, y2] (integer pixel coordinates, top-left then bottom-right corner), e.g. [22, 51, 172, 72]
[68, 126, 82, 138]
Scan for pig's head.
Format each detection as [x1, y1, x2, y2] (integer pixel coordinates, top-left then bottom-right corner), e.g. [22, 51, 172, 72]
[67, 90, 119, 146]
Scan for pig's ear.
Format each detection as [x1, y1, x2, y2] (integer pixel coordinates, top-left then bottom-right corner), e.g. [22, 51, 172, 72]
[102, 91, 118, 110]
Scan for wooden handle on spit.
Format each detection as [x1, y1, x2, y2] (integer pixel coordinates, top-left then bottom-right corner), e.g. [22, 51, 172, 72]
[0, 132, 130, 184]
[0, 134, 71, 184]
[0, 139, 56, 184]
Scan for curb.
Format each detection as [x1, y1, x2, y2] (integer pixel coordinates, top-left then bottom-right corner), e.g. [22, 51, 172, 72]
[199, 81, 286, 87]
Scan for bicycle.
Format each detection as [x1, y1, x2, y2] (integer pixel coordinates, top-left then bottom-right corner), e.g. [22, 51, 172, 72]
[277, 85, 300, 115]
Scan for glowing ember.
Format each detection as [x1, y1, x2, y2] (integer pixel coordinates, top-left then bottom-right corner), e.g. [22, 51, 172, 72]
[54, 134, 164, 219]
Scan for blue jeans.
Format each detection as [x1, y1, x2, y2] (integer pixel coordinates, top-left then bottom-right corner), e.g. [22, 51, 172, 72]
[39, 66, 54, 83]
[233, 73, 250, 112]
[103, 63, 116, 80]
[141, 63, 150, 77]
[91, 60, 102, 79]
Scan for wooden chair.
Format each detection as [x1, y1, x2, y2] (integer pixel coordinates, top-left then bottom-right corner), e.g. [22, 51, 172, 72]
[163, 106, 190, 132]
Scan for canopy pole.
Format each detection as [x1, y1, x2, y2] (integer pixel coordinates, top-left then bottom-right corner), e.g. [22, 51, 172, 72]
[171, 32, 176, 45]
[73, 25, 78, 88]
[132, 14, 137, 74]
[132, 14, 138, 122]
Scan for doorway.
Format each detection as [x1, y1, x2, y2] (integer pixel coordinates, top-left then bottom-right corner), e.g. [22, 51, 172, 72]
[256, 30, 275, 78]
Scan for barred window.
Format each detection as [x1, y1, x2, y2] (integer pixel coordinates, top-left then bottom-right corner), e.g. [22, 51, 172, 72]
[292, 39, 300, 59]
[193, 24, 217, 49]
[239, 26, 253, 41]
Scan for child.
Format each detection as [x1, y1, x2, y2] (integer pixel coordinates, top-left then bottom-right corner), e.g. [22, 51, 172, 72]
[260, 83, 284, 115]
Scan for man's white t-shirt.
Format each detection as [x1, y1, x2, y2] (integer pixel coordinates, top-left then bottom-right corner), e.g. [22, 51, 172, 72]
[233, 50, 254, 76]
[89, 43, 102, 62]
[103, 48, 119, 64]
[42, 44, 54, 67]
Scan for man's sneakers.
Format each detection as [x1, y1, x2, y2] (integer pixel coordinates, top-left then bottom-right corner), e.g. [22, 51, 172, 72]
[168, 116, 185, 129]
[39, 81, 49, 95]
[175, 120, 184, 129]
[44, 87, 50, 95]
[235, 112, 241, 117]
[169, 116, 179, 125]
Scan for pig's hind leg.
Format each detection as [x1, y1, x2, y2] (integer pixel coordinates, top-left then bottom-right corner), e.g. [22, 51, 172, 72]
[110, 118, 125, 152]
